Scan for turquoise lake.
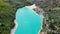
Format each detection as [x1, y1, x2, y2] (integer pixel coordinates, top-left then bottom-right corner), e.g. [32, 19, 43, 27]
[15, 7, 43, 34]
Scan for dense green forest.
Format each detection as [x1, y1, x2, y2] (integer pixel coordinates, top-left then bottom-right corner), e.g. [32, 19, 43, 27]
[0, 0, 60, 34]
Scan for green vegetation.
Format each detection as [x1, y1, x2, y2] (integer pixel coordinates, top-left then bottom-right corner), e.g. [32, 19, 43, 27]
[36, 0, 60, 34]
[53, 7, 60, 10]
[0, 0, 15, 34]
[0, 0, 60, 34]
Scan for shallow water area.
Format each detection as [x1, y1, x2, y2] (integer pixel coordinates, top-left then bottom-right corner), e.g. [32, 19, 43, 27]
[15, 7, 43, 34]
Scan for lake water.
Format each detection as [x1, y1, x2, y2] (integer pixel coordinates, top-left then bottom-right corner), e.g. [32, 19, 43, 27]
[15, 7, 43, 34]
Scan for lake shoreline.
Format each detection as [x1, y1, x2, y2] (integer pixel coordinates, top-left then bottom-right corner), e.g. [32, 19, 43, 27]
[10, 16, 44, 34]
[10, 6, 44, 34]
[10, 20, 18, 34]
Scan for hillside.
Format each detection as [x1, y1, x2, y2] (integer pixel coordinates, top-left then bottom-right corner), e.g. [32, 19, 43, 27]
[0, 0, 60, 34]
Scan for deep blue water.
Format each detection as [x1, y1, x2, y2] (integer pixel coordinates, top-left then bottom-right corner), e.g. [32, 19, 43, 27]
[15, 7, 43, 34]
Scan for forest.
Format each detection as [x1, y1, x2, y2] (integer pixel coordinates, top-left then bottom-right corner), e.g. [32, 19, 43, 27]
[0, 0, 60, 34]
